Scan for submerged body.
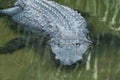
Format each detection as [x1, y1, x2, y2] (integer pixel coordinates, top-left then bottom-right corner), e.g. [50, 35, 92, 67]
[0, 0, 91, 65]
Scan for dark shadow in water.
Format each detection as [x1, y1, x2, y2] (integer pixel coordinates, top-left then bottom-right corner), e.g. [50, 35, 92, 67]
[0, 37, 26, 54]
[0, 14, 7, 18]
[0, 33, 48, 54]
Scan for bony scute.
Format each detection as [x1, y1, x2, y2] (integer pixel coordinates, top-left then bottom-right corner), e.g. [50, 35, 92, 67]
[0, 0, 91, 65]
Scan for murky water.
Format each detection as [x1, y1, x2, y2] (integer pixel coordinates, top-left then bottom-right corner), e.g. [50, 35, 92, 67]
[0, 0, 120, 80]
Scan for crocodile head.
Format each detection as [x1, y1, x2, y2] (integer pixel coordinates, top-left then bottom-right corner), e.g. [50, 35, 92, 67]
[49, 36, 91, 65]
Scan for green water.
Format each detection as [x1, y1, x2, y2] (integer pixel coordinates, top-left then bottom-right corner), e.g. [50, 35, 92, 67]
[0, 0, 120, 80]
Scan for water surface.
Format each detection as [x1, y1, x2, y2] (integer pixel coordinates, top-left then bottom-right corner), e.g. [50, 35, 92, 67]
[0, 0, 120, 80]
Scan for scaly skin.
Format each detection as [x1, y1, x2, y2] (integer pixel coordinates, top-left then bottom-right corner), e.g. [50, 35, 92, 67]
[0, 0, 91, 65]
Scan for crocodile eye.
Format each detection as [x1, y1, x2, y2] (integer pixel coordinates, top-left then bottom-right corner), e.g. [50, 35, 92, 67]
[76, 43, 81, 46]
[57, 43, 63, 48]
[57, 43, 60, 46]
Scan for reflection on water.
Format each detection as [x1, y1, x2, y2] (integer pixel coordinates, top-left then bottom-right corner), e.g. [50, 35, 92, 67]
[0, 0, 120, 80]
[102, 0, 120, 32]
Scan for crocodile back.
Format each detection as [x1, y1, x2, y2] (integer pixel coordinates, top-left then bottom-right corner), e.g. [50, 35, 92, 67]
[11, 0, 91, 65]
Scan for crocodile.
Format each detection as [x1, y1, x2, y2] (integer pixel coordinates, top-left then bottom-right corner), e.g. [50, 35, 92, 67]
[0, 0, 91, 65]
